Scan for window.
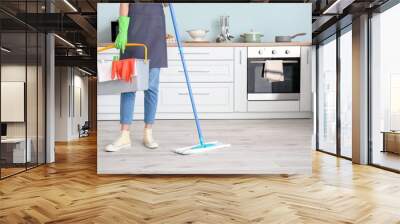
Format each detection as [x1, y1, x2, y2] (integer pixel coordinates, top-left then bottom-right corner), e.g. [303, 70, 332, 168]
[339, 27, 352, 158]
[317, 35, 337, 154]
[370, 3, 400, 171]
[0, 0, 47, 179]
[316, 24, 353, 159]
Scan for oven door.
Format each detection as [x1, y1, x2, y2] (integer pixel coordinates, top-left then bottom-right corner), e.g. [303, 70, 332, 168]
[247, 58, 300, 101]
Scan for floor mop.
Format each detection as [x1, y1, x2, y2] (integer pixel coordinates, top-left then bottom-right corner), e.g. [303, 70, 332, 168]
[169, 4, 231, 155]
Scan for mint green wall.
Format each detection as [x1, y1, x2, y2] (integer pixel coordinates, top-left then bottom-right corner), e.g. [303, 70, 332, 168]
[98, 3, 311, 43]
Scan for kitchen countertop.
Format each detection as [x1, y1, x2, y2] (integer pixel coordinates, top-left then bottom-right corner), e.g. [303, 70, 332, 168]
[98, 42, 312, 48]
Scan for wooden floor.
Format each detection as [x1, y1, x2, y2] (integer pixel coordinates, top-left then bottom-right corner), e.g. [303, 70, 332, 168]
[98, 120, 312, 174]
[1, 135, 400, 223]
[0, 167, 26, 178]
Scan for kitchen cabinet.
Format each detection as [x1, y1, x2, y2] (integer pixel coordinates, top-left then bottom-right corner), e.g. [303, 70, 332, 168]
[97, 45, 312, 120]
[160, 47, 234, 113]
[234, 47, 247, 112]
[160, 60, 233, 83]
[98, 83, 233, 114]
[157, 83, 233, 113]
[167, 47, 234, 60]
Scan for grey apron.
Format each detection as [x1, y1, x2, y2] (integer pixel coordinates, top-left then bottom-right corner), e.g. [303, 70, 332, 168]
[120, 3, 168, 69]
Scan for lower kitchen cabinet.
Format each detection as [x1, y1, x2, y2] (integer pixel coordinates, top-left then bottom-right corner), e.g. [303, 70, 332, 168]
[160, 60, 234, 83]
[157, 83, 233, 113]
[98, 83, 234, 115]
[167, 47, 234, 60]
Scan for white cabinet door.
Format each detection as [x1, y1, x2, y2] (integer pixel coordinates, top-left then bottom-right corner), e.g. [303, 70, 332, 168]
[98, 83, 233, 116]
[300, 46, 312, 112]
[98, 92, 145, 115]
[160, 60, 233, 83]
[98, 95, 120, 115]
[234, 47, 247, 112]
[167, 47, 234, 60]
[158, 83, 233, 113]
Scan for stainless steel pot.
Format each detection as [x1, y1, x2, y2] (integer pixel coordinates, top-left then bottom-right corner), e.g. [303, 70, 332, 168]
[275, 33, 306, 42]
[241, 30, 264, 43]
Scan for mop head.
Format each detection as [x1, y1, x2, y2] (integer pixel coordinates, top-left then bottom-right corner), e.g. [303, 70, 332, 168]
[173, 141, 231, 155]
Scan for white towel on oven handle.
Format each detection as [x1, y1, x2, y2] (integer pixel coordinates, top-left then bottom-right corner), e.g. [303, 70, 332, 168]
[263, 60, 284, 82]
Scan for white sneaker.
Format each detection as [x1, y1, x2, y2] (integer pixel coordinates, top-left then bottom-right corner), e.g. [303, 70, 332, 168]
[105, 130, 131, 152]
[143, 128, 159, 149]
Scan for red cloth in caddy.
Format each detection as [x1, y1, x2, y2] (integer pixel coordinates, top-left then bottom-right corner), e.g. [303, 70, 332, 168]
[111, 58, 136, 82]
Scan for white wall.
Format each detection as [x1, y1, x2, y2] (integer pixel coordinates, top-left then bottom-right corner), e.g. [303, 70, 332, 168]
[97, 3, 312, 43]
[1, 65, 35, 137]
[71, 73, 89, 139]
[1, 64, 46, 164]
[55, 66, 69, 141]
[54, 67, 89, 141]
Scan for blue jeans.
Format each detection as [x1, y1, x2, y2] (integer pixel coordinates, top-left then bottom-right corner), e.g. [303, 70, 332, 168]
[120, 68, 160, 125]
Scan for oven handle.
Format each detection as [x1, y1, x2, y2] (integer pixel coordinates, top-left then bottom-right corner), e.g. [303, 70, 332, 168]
[249, 60, 298, 64]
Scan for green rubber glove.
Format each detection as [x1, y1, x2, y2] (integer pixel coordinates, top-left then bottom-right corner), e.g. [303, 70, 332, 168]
[115, 16, 130, 53]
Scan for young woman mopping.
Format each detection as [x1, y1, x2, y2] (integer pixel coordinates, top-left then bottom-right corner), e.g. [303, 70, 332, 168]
[106, 3, 168, 152]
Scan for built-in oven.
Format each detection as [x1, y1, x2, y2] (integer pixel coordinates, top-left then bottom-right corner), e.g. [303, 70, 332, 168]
[247, 46, 301, 101]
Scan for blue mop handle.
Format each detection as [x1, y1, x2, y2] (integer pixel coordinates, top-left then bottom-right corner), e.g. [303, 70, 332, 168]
[169, 4, 205, 146]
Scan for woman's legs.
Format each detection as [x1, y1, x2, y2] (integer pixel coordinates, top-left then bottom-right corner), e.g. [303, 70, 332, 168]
[120, 91, 136, 130]
[106, 68, 161, 151]
[143, 68, 160, 148]
[105, 92, 136, 152]
[119, 67, 160, 128]
[144, 68, 161, 125]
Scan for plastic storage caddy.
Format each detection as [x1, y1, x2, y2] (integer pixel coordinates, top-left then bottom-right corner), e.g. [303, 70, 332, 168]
[97, 43, 149, 95]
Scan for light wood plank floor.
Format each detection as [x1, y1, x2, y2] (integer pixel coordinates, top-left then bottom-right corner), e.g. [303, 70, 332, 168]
[1, 134, 400, 223]
[98, 120, 312, 174]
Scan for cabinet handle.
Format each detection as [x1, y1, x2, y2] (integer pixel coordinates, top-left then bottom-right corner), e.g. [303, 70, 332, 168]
[249, 60, 298, 64]
[178, 92, 210, 96]
[178, 70, 210, 73]
[179, 52, 210, 55]
[240, 50, 242, 65]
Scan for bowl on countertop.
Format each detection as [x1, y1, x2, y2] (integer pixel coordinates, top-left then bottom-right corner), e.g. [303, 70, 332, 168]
[186, 29, 209, 41]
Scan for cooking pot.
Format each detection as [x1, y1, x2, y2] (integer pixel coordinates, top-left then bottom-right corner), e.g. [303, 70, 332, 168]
[241, 30, 264, 43]
[275, 33, 306, 42]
